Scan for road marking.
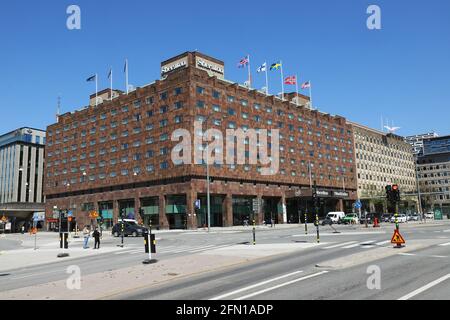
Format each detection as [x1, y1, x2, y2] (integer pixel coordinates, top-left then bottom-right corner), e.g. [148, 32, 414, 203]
[233, 271, 329, 301]
[209, 270, 304, 300]
[439, 242, 450, 247]
[188, 245, 218, 253]
[398, 274, 450, 300]
[322, 241, 357, 249]
[398, 253, 416, 256]
[9, 270, 62, 281]
[292, 231, 385, 237]
[430, 255, 447, 258]
[343, 240, 376, 249]
[375, 240, 391, 246]
[195, 244, 234, 252]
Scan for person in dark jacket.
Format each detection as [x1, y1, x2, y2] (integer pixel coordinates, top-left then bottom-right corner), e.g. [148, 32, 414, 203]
[93, 228, 101, 249]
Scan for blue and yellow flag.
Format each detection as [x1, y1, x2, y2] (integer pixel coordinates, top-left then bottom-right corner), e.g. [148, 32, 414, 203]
[270, 62, 282, 71]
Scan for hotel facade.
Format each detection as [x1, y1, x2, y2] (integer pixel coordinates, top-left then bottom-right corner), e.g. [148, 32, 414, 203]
[44, 52, 358, 230]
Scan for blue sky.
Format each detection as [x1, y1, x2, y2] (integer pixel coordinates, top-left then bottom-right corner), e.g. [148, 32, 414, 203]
[0, 0, 449, 136]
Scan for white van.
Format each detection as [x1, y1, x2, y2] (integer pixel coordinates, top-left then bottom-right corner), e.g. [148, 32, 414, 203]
[326, 212, 346, 223]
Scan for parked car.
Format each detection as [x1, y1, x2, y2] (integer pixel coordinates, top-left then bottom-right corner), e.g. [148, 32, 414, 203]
[341, 213, 359, 225]
[326, 212, 346, 223]
[390, 214, 407, 223]
[322, 216, 334, 226]
[112, 221, 148, 237]
[408, 214, 420, 222]
[382, 214, 393, 223]
[425, 212, 435, 220]
[360, 213, 375, 225]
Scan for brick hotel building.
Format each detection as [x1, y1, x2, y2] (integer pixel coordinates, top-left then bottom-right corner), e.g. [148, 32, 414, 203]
[44, 52, 357, 230]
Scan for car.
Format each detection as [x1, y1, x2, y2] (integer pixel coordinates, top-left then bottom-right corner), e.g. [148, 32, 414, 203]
[425, 212, 435, 220]
[321, 217, 334, 226]
[112, 221, 148, 237]
[408, 214, 420, 222]
[390, 214, 407, 223]
[360, 213, 376, 225]
[326, 212, 346, 223]
[382, 214, 393, 223]
[341, 213, 359, 225]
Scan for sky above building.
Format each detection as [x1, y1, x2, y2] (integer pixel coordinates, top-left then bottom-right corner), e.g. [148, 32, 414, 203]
[0, 0, 449, 136]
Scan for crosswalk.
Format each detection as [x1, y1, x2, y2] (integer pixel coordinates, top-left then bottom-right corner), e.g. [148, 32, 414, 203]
[322, 239, 392, 250]
[113, 243, 233, 256]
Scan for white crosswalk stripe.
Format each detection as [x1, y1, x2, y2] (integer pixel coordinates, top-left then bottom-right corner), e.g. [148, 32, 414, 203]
[322, 241, 357, 249]
[439, 242, 450, 247]
[113, 244, 234, 256]
[375, 240, 391, 246]
[342, 240, 376, 249]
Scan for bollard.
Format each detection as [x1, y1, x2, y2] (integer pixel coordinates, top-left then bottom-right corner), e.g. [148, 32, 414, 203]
[305, 212, 308, 235]
[252, 220, 256, 245]
[315, 214, 320, 244]
[143, 228, 157, 264]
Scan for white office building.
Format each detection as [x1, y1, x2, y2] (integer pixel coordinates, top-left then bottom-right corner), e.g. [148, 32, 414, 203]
[0, 127, 46, 231]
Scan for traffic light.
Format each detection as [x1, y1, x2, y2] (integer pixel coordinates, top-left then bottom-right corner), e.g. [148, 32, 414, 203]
[386, 184, 400, 203]
[392, 184, 400, 202]
[385, 185, 392, 201]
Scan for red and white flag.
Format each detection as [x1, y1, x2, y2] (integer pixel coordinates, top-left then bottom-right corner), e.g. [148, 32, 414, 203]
[284, 75, 297, 85]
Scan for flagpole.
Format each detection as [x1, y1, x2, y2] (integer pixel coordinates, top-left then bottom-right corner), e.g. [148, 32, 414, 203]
[309, 80, 313, 110]
[247, 55, 252, 89]
[295, 74, 299, 107]
[110, 68, 113, 101]
[265, 62, 269, 95]
[95, 73, 98, 107]
[280, 61, 285, 101]
[125, 59, 129, 95]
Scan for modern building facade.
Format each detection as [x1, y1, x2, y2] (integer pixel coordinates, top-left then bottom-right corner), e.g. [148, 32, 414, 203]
[44, 51, 358, 230]
[417, 135, 450, 214]
[0, 127, 46, 231]
[351, 122, 417, 213]
[405, 132, 439, 156]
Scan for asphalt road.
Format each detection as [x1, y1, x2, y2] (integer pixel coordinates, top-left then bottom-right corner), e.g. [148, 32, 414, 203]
[1, 222, 450, 300]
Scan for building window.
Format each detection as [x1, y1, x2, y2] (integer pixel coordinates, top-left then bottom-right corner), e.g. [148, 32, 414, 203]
[197, 100, 205, 109]
[197, 86, 205, 95]
[174, 87, 183, 96]
[160, 161, 169, 169]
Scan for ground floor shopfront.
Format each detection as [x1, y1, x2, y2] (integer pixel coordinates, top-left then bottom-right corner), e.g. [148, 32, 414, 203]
[45, 179, 357, 230]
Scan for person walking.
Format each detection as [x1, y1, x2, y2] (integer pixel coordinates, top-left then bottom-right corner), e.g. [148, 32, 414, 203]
[82, 226, 90, 249]
[93, 228, 101, 249]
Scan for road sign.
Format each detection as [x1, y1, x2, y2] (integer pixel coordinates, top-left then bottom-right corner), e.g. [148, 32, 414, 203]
[194, 200, 201, 210]
[68, 210, 73, 217]
[391, 229, 406, 245]
[354, 200, 362, 209]
[1, 215, 7, 223]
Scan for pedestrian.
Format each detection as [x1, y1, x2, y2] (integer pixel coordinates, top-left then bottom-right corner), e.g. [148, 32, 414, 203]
[82, 226, 90, 249]
[93, 228, 101, 249]
[21, 225, 25, 234]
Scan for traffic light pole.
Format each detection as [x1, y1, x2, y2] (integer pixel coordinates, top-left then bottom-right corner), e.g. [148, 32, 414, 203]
[313, 181, 320, 244]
